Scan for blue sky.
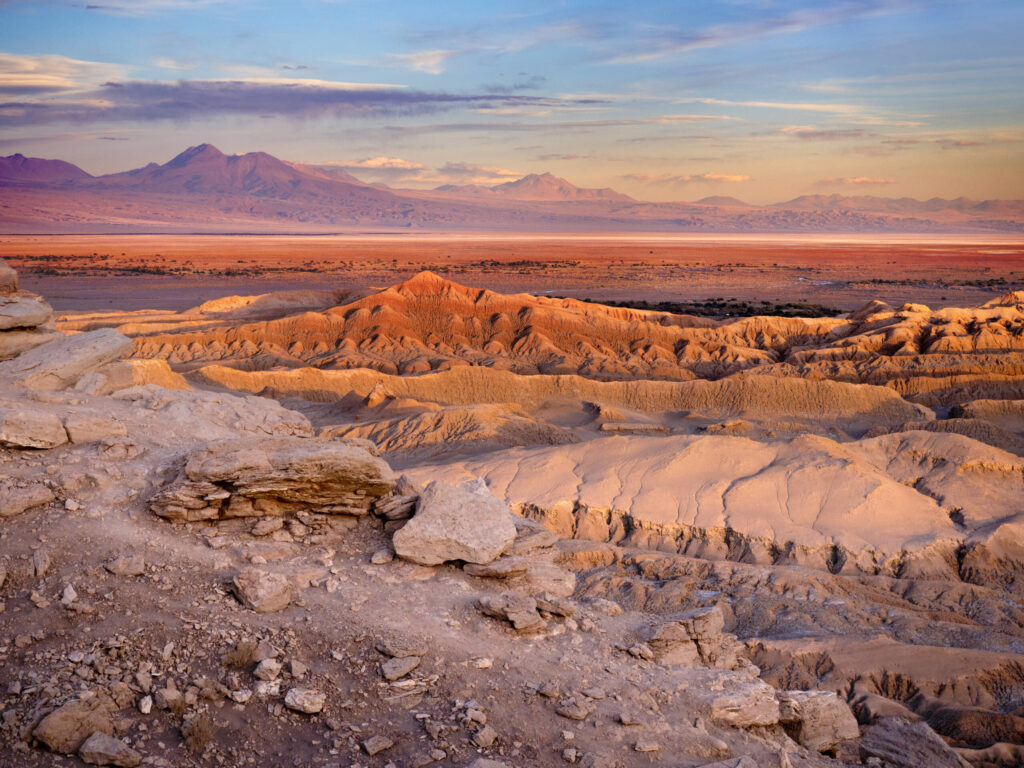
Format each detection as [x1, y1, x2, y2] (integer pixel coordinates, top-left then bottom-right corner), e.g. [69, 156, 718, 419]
[0, 0, 1021, 202]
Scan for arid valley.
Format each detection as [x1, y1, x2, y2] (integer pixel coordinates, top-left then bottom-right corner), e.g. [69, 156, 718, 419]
[3, 0, 1024, 766]
[4, 232, 1024, 768]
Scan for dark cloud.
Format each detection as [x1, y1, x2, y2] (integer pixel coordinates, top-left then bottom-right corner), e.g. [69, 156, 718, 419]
[786, 128, 874, 141]
[482, 75, 547, 94]
[0, 78, 581, 127]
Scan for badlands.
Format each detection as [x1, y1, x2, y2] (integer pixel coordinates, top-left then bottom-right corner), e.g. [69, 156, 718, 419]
[2, 258, 1024, 768]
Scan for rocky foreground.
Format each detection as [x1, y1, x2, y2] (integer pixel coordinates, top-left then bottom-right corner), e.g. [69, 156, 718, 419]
[2, 260, 1024, 767]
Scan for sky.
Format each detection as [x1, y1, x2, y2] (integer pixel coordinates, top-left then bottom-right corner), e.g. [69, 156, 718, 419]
[0, 0, 1022, 204]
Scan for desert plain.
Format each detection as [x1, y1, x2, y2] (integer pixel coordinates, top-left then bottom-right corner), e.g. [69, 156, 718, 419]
[3, 234, 1024, 768]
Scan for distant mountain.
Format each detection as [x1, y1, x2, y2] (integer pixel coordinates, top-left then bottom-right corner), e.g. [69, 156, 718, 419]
[94, 144, 385, 199]
[776, 194, 1024, 217]
[695, 196, 751, 207]
[435, 172, 634, 203]
[0, 146, 1021, 234]
[0, 153, 92, 184]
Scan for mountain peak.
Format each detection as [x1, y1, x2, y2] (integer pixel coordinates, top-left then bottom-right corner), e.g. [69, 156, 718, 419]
[167, 143, 227, 168]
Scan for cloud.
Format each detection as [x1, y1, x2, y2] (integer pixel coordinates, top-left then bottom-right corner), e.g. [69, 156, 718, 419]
[818, 176, 895, 186]
[678, 97, 862, 115]
[82, 0, 229, 14]
[623, 171, 750, 184]
[781, 127, 874, 141]
[0, 75, 589, 127]
[155, 57, 199, 71]
[938, 139, 985, 149]
[303, 157, 521, 187]
[429, 161, 522, 184]
[607, 1, 921, 63]
[342, 156, 426, 170]
[388, 50, 457, 75]
[0, 53, 127, 96]
[482, 75, 547, 94]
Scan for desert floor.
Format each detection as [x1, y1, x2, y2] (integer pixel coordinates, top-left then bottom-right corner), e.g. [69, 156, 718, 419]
[3, 233, 1023, 311]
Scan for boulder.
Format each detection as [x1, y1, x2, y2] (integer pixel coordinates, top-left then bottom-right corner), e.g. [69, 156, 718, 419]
[104, 554, 146, 577]
[283, 688, 325, 714]
[392, 480, 517, 566]
[0, 295, 52, 330]
[232, 568, 292, 613]
[78, 731, 142, 767]
[0, 328, 132, 390]
[0, 407, 67, 449]
[151, 437, 395, 522]
[709, 679, 780, 727]
[778, 690, 860, 753]
[33, 696, 115, 754]
[0, 483, 55, 518]
[859, 717, 972, 768]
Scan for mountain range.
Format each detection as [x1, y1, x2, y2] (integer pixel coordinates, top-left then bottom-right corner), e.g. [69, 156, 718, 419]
[1, 144, 1021, 234]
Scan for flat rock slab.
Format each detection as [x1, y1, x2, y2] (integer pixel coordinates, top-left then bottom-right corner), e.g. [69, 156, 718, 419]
[1, 484, 55, 518]
[0, 328, 132, 391]
[151, 437, 395, 522]
[63, 413, 127, 444]
[0, 407, 67, 449]
[78, 731, 142, 767]
[0, 327, 62, 361]
[393, 480, 517, 566]
[381, 655, 421, 681]
[0, 294, 52, 330]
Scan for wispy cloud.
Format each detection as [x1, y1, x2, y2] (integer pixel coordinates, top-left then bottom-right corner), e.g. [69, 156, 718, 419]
[781, 127, 875, 141]
[83, 0, 229, 15]
[817, 176, 895, 186]
[607, 1, 922, 63]
[340, 156, 426, 170]
[388, 49, 457, 75]
[677, 97, 862, 115]
[623, 171, 750, 184]
[155, 57, 199, 71]
[0, 52, 127, 96]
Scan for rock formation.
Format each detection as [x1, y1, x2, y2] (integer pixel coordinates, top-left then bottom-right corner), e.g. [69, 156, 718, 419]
[2, 258, 1023, 767]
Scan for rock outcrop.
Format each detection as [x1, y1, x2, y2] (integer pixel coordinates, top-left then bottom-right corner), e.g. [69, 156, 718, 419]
[0, 261, 61, 359]
[0, 327, 132, 390]
[151, 437, 396, 522]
